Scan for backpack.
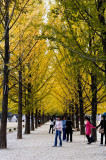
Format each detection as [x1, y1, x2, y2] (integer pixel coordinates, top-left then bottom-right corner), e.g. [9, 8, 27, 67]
[90, 136, 95, 142]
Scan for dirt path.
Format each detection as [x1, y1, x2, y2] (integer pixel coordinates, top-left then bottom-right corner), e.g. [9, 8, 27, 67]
[0, 122, 106, 160]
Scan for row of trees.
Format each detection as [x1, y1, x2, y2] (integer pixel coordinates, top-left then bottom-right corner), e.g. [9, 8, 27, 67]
[41, 0, 106, 139]
[0, 0, 106, 149]
[0, 0, 54, 148]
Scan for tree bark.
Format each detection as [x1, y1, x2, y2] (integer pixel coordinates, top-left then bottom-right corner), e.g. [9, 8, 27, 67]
[35, 109, 38, 128]
[17, 66, 22, 139]
[91, 73, 97, 141]
[77, 75, 85, 135]
[1, 0, 9, 148]
[44, 115, 46, 123]
[42, 114, 45, 125]
[72, 100, 75, 128]
[25, 111, 30, 134]
[25, 80, 31, 134]
[75, 103, 79, 130]
[31, 111, 34, 131]
[69, 101, 72, 120]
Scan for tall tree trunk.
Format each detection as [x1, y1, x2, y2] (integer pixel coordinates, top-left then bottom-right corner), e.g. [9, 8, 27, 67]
[1, 0, 9, 148]
[31, 110, 34, 131]
[25, 111, 30, 134]
[77, 75, 85, 135]
[42, 113, 45, 125]
[69, 101, 72, 120]
[91, 74, 97, 141]
[38, 110, 41, 126]
[35, 109, 38, 128]
[75, 103, 79, 130]
[25, 81, 31, 134]
[72, 100, 75, 128]
[72, 113, 75, 128]
[44, 115, 46, 123]
[17, 65, 22, 139]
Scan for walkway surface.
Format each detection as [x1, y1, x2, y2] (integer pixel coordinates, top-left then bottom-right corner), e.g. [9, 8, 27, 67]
[0, 122, 106, 160]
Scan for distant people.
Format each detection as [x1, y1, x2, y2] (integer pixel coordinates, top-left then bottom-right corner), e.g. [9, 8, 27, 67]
[96, 115, 106, 146]
[38, 118, 41, 127]
[85, 116, 96, 144]
[62, 116, 66, 141]
[49, 117, 54, 134]
[66, 117, 73, 142]
[53, 117, 62, 147]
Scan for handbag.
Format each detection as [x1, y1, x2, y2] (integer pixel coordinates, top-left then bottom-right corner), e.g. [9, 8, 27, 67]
[99, 128, 104, 134]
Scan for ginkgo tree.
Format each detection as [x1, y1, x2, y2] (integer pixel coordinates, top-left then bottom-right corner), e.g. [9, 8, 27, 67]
[0, 0, 47, 148]
[0, 0, 106, 149]
[41, 0, 106, 137]
[0, 0, 33, 149]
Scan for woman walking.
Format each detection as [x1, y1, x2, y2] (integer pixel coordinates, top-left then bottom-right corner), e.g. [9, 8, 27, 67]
[96, 115, 106, 146]
[85, 116, 96, 144]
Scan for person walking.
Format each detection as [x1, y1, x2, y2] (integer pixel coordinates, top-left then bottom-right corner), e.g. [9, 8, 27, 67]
[62, 116, 66, 141]
[85, 116, 96, 144]
[53, 117, 62, 147]
[66, 117, 73, 142]
[96, 115, 106, 146]
[49, 117, 54, 134]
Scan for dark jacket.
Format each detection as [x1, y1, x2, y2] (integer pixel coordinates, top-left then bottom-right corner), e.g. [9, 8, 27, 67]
[97, 120, 106, 133]
[66, 120, 73, 133]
